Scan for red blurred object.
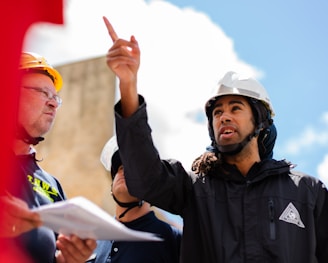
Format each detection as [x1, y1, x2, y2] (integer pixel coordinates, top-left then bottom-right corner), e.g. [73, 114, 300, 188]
[0, 1, 63, 261]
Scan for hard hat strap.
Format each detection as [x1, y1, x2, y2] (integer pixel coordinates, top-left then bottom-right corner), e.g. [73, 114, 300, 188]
[216, 123, 263, 155]
[112, 193, 144, 219]
[16, 125, 44, 145]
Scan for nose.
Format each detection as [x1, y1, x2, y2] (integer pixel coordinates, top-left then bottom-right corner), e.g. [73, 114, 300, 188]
[46, 98, 60, 109]
[220, 113, 231, 123]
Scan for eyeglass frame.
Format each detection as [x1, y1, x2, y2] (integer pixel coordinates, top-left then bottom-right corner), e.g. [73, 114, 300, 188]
[22, 86, 63, 107]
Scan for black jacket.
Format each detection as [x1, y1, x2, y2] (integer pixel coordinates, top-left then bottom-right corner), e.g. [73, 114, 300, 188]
[115, 96, 328, 263]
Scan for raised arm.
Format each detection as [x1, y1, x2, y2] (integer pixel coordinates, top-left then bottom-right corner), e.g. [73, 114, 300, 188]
[103, 16, 140, 117]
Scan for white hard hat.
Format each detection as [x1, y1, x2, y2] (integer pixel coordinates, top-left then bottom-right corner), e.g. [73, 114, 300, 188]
[100, 135, 119, 172]
[205, 71, 274, 118]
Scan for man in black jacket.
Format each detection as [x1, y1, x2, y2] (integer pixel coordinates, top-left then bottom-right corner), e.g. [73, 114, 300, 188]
[103, 16, 328, 263]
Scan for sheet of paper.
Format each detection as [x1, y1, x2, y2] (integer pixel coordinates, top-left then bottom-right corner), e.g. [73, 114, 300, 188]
[32, 196, 162, 241]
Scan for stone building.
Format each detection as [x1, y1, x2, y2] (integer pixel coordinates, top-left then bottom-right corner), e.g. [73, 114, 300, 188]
[35, 56, 116, 213]
[35, 56, 181, 228]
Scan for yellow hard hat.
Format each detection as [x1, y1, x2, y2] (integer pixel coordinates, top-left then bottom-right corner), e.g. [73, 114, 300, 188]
[19, 52, 63, 92]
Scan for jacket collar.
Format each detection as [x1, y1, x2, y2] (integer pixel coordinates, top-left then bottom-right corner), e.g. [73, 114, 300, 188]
[210, 159, 292, 183]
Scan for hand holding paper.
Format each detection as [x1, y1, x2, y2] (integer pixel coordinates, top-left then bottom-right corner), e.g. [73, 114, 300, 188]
[33, 196, 162, 241]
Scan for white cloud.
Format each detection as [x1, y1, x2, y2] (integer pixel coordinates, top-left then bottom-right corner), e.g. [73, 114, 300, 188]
[23, 0, 261, 168]
[322, 112, 328, 124]
[318, 154, 328, 187]
[280, 112, 328, 156]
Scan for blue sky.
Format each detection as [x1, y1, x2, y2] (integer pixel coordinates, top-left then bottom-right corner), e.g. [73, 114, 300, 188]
[162, 0, 328, 182]
[25, 0, 328, 186]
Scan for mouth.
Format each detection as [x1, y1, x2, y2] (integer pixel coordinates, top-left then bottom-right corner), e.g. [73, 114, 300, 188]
[44, 110, 56, 118]
[43, 110, 56, 116]
[219, 126, 236, 139]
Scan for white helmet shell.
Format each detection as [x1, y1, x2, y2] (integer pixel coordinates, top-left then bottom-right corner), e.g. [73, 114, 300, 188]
[100, 135, 119, 172]
[205, 71, 275, 118]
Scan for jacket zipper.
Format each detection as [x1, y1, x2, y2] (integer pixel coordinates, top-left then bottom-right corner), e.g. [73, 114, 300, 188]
[268, 198, 276, 240]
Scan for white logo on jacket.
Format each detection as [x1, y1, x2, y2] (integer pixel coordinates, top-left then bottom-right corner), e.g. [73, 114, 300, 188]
[279, 202, 305, 228]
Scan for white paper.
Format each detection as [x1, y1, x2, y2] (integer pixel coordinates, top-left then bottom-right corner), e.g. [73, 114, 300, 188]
[32, 196, 163, 241]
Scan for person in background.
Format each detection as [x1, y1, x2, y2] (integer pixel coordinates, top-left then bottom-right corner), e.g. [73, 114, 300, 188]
[102, 16, 328, 263]
[0, 52, 96, 263]
[88, 135, 181, 263]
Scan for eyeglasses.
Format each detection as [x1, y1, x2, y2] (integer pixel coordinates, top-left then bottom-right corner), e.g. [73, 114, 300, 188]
[22, 86, 62, 107]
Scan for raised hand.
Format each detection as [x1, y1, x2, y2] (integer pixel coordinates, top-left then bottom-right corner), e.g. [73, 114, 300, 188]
[103, 16, 140, 86]
[103, 16, 140, 117]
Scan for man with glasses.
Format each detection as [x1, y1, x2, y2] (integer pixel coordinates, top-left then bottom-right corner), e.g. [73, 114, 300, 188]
[0, 52, 96, 263]
[21, 86, 62, 106]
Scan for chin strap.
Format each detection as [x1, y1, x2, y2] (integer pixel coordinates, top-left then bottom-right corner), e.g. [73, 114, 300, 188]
[112, 193, 144, 219]
[217, 123, 263, 155]
[16, 125, 44, 145]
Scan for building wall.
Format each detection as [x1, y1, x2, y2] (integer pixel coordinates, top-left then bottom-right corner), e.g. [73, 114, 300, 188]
[35, 56, 181, 227]
[35, 56, 116, 213]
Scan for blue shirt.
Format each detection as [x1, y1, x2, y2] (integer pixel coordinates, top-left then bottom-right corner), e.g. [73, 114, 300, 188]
[7, 152, 66, 263]
[91, 211, 181, 263]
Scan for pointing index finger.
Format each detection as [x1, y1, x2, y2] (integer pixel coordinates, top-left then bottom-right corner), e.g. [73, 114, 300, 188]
[103, 16, 118, 42]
